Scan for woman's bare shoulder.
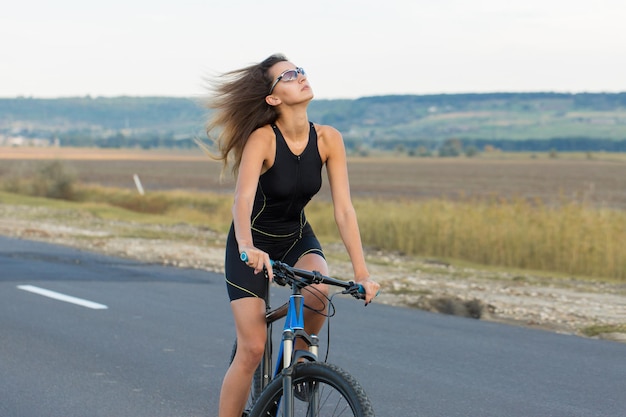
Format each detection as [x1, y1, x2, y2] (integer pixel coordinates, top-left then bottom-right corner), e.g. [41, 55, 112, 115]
[243, 125, 276, 171]
[314, 123, 341, 136]
[313, 123, 345, 162]
[313, 123, 343, 145]
[248, 124, 276, 144]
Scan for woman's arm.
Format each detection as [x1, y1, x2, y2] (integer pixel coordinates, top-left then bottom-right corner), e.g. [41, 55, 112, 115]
[232, 126, 274, 277]
[318, 125, 380, 303]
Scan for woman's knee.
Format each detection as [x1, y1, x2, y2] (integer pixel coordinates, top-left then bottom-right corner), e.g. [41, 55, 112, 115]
[304, 283, 329, 311]
[235, 336, 266, 368]
[295, 253, 328, 275]
[230, 297, 267, 369]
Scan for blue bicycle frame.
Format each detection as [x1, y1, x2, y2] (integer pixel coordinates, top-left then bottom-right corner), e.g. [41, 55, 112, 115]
[274, 283, 321, 414]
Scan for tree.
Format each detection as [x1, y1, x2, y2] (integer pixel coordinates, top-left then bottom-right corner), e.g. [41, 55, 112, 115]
[465, 145, 479, 157]
[438, 138, 463, 157]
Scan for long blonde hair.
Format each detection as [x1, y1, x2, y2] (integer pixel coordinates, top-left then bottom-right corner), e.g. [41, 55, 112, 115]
[203, 54, 288, 177]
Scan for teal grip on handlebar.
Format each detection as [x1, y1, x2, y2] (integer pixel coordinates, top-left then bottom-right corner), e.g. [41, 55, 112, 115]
[240, 252, 248, 262]
[357, 284, 381, 297]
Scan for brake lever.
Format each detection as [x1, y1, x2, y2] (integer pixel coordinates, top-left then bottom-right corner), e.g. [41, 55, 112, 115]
[342, 282, 366, 300]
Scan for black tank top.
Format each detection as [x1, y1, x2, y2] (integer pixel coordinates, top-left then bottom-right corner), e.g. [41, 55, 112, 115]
[251, 122, 323, 237]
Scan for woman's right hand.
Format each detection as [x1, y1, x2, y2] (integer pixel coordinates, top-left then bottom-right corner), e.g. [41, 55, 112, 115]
[239, 246, 273, 280]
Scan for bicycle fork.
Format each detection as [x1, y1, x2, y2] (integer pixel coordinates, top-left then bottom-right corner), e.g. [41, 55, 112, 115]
[276, 293, 320, 416]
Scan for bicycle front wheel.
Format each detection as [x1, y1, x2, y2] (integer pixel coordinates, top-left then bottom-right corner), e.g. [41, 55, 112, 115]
[249, 362, 375, 417]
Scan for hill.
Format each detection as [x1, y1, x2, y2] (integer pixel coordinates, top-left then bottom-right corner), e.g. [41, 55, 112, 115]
[2, 93, 626, 152]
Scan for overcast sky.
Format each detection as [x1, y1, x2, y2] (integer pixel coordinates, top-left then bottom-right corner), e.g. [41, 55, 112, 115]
[2, 0, 625, 99]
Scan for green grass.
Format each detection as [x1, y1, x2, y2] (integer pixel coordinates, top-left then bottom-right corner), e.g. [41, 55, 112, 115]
[74, 185, 233, 232]
[580, 324, 626, 337]
[0, 190, 75, 208]
[0, 188, 232, 241]
[356, 108, 626, 141]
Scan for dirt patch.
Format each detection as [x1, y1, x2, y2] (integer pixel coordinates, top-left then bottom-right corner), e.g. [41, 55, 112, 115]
[1, 204, 625, 343]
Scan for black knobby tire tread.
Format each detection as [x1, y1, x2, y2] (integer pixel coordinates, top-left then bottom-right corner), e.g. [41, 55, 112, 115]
[249, 361, 375, 417]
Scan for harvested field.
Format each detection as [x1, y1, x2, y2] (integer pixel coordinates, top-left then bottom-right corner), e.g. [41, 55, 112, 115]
[346, 157, 626, 209]
[1, 147, 626, 209]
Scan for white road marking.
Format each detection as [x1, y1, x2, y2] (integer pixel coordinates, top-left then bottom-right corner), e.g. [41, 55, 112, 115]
[17, 285, 108, 310]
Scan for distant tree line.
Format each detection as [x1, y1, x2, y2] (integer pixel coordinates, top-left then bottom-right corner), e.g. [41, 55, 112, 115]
[54, 132, 626, 153]
[345, 137, 626, 155]
[56, 131, 198, 149]
[463, 137, 626, 152]
[3, 94, 626, 152]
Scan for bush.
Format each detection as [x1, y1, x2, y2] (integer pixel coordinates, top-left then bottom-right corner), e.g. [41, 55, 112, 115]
[465, 145, 479, 157]
[33, 161, 77, 200]
[438, 138, 463, 157]
[2, 160, 77, 200]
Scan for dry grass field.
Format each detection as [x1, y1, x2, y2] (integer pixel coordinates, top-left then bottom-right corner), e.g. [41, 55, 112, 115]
[1, 147, 626, 209]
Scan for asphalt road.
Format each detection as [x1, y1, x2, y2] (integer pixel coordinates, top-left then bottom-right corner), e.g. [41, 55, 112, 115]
[1, 235, 624, 417]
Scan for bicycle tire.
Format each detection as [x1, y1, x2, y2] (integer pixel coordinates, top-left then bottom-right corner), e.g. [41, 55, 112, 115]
[249, 362, 375, 417]
[230, 339, 264, 413]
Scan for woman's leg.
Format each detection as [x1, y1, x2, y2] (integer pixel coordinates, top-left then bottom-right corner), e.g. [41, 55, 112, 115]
[294, 253, 329, 349]
[218, 297, 266, 417]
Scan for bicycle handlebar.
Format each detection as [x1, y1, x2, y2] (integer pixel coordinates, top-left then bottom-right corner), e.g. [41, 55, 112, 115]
[240, 251, 366, 300]
[271, 260, 367, 300]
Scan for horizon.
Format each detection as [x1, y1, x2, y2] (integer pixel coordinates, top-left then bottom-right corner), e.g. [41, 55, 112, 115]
[3, 90, 626, 102]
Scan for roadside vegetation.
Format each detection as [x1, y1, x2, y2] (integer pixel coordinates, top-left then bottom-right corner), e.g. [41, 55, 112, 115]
[2, 160, 624, 282]
[581, 324, 626, 338]
[310, 198, 626, 281]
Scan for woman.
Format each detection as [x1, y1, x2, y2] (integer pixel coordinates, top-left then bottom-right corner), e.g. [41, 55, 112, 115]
[206, 54, 380, 417]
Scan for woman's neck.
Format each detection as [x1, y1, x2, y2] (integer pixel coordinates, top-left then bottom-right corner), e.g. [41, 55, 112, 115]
[275, 108, 309, 141]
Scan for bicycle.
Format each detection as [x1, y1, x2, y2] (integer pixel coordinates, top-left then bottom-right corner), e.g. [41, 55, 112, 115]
[232, 254, 376, 417]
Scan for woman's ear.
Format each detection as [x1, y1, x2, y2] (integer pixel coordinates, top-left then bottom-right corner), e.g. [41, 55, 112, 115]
[266, 95, 281, 107]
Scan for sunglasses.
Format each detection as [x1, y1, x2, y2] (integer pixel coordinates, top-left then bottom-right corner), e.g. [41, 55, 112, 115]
[268, 67, 306, 94]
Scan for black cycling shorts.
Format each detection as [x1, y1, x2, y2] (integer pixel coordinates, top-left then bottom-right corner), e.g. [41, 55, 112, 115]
[224, 223, 325, 301]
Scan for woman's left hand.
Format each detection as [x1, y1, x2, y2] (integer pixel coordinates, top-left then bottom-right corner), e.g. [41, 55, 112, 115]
[358, 278, 380, 305]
